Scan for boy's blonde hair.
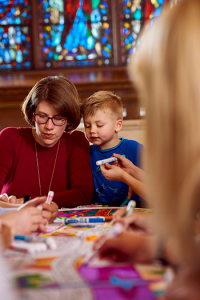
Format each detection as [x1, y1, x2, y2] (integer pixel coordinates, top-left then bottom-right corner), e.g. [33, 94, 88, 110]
[81, 91, 123, 120]
[130, 0, 200, 261]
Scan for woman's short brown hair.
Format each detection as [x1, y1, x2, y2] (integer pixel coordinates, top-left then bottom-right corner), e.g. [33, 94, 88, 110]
[21, 76, 81, 131]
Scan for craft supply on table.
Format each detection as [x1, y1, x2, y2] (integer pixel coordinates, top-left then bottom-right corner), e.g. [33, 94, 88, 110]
[62, 217, 106, 225]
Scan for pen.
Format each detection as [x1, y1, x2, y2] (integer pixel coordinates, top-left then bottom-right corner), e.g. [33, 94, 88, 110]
[96, 155, 126, 166]
[63, 217, 105, 225]
[125, 200, 136, 216]
[120, 197, 130, 207]
[14, 235, 57, 249]
[46, 191, 54, 204]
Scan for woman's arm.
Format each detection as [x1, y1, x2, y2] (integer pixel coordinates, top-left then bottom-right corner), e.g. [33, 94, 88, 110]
[112, 153, 146, 182]
[100, 163, 147, 200]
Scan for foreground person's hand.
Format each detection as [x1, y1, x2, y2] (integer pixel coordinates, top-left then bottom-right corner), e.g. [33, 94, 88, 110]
[0, 223, 12, 251]
[94, 231, 157, 263]
[0, 207, 47, 234]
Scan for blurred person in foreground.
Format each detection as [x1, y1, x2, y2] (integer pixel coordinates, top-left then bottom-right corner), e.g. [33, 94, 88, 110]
[94, 0, 200, 299]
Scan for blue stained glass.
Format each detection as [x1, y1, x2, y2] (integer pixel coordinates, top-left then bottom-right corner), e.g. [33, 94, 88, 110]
[87, 36, 95, 50]
[133, 9, 142, 20]
[43, 1, 49, 10]
[125, 9, 131, 14]
[5, 50, 11, 63]
[48, 51, 53, 59]
[123, 28, 128, 34]
[76, 54, 87, 60]
[124, 0, 130, 5]
[21, 35, 27, 42]
[11, 8, 15, 14]
[158, 0, 164, 4]
[106, 43, 111, 50]
[43, 46, 48, 53]
[16, 18, 21, 24]
[16, 50, 23, 63]
[51, 32, 62, 46]
[102, 1, 108, 8]
[22, 12, 27, 17]
[101, 36, 107, 44]
[128, 47, 133, 54]
[39, 0, 113, 68]
[24, 61, 30, 67]
[91, 8, 101, 22]
[16, 36, 21, 44]
[58, 24, 64, 32]
[102, 49, 109, 57]
[100, 9, 107, 14]
[128, 34, 133, 42]
[45, 38, 51, 46]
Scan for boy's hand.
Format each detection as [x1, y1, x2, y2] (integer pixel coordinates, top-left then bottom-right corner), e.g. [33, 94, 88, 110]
[100, 163, 125, 181]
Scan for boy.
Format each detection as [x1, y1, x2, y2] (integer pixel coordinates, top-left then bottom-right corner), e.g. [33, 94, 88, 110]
[80, 91, 143, 206]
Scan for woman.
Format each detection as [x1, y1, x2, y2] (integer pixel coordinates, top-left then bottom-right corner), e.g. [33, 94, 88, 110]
[95, 0, 200, 298]
[0, 76, 94, 208]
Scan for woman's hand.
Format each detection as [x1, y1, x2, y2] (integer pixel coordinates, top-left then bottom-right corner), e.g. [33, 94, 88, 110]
[94, 231, 157, 263]
[18, 196, 58, 223]
[112, 153, 146, 182]
[41, 201, 58, 223]
[0, 207, 47, 234]
[112, 154, 136, 175]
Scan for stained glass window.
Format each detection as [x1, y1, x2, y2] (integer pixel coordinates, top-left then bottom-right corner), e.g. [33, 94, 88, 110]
[38, 0, 114, 69]
[119, 0, 168, 64]
[0, 0, 32, 70]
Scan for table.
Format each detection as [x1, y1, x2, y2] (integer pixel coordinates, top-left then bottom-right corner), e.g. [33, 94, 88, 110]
[4, 207, 169, 300]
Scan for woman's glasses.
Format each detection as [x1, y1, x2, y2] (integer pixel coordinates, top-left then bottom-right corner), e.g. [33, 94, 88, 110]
[34, 114, 67, 126]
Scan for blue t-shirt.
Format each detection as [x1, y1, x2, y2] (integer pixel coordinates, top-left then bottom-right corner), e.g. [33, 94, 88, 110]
[90, 138, 142, 206]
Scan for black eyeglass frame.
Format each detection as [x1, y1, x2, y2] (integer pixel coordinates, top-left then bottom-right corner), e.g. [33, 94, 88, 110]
[33, 113, 67, 126]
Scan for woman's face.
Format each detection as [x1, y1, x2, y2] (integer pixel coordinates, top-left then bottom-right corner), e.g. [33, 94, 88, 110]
[32, 101, 67, 148]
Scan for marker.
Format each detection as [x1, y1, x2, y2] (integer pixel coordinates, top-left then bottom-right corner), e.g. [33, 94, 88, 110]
[96, 155, 126, 166]
[120, 197, 130, 207]
[14, 235, 57, 250]
[11, 241, 47, 254]
[125, 200, 136, 216]
[63, 217, 105, 225]
[46, 191, 54, 204]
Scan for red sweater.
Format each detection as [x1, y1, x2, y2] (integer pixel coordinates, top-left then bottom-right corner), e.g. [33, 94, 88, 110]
[0, 127, 94, 208]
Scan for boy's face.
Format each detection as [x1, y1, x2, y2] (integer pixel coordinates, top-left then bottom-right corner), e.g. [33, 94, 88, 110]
[83, 109, 122, 150]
